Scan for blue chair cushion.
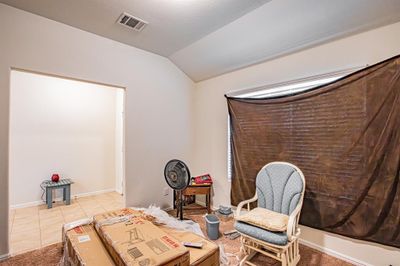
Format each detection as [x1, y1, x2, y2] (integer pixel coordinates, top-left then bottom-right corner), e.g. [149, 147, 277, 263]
[256, 163, 304, 215]
[234, 221, 288, 246]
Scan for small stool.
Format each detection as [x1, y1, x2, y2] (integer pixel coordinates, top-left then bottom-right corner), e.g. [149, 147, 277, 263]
[41, 178, 73, 208]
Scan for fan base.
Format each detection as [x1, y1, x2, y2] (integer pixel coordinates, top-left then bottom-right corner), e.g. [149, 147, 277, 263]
[176, 209, 192, 221]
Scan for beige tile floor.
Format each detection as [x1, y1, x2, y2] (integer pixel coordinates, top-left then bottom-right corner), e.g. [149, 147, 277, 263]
[9, 191, 124, 255]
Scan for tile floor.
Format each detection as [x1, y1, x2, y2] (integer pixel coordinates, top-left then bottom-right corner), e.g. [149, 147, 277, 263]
[8, 191, 124, 255]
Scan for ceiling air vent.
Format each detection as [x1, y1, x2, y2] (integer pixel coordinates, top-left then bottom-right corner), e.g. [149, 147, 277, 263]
[117, 12, 148, 32]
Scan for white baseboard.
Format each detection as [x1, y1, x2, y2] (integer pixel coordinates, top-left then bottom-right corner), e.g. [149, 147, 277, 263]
[0, 253, 10, 261]
[299, 238, 369, 266]
[10, 188, 116, 209]
[195, 200, 207, 207]
[71, 188, 116, 199]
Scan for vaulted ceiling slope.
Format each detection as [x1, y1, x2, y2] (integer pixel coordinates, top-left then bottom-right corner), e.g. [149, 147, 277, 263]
[1, 0, 400, 82]
[0, 0, 269, 57]
[171, 0, 400, 81]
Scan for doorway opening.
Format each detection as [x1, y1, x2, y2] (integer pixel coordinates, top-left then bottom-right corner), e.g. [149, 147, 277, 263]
[8, 69, 125, 254]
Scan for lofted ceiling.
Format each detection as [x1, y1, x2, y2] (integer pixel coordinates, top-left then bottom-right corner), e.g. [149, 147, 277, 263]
[1, 0, 400, 81]
[170, 0, 400, 81]
[0, 0, 269, 56]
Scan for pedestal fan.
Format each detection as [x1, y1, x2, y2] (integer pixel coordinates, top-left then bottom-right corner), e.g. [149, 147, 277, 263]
[164, 159, 191, 220]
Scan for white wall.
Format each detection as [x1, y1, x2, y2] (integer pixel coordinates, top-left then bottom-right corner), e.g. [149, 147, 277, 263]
[115, 90, 125, 195]
[9, 70, 121, 207]
[193, 22, 400, 265]
[2, 2, 398, 264]
[0, 3, 194, 257]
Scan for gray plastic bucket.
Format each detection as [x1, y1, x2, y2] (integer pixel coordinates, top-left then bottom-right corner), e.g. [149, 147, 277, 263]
[205, 214, 220, 240]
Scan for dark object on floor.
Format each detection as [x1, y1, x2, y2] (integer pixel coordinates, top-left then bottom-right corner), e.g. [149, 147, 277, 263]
[223, 229, 237, 236]
[228, 232, 241, 240]
[164, 159, 191, 220]
[218, 205, 232, 215]
[183, 194, 196, 205]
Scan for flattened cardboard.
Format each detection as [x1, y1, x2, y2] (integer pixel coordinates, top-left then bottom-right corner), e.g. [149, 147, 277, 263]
[93, 210, 190, 266]
[161, 227, 219, 266]
[93, 208, 139, 222]
[64, 223, 115, 266]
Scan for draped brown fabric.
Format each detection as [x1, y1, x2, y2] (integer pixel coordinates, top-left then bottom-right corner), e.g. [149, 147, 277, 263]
[227, 55, 400, 248]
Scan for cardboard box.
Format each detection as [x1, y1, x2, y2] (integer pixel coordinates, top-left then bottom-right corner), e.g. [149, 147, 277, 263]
[161, 227, 219, 266]
[93, 210, 190, 266]
[64, 223, 115, 266]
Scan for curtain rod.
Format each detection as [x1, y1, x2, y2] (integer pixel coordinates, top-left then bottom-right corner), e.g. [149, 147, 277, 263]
[225, 65, 367, 98]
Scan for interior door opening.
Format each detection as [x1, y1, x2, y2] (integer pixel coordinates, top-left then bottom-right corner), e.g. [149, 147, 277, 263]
[8, 69, 125, 254]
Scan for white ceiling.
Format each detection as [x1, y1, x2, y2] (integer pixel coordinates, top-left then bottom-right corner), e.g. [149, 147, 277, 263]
[1, 0, 400, 81]
[171, 0, 400, 81]
[0, 0, 269, 56]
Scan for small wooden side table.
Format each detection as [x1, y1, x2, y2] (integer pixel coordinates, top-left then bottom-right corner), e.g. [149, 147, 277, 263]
[174, 183, 212, 214]
[41, 178, 73, 208]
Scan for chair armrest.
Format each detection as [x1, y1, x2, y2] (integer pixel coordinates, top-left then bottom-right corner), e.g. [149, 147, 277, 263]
[286, 203, 302, 240]
[235, 194, 258, 218]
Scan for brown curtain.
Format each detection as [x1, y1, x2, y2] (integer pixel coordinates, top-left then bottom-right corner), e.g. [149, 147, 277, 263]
[227, 55, 400, 248]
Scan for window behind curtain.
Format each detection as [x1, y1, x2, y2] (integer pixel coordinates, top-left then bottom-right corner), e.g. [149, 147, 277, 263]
[226, 68, 362, 181]
[225, 56, 400, 248]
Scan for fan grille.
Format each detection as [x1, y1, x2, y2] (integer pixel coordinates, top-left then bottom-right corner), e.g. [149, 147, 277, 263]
[164, 160, 190, 191]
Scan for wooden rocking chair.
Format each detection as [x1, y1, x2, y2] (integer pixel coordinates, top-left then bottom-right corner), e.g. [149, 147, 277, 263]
[235, 162, 306, 266]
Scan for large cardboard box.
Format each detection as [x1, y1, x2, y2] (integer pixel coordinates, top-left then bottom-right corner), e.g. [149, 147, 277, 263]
[93, 209, 190, 266]
[161, 227, 219, 266]
[93, 209, 220, 266]
[64, 223, 115, 266]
